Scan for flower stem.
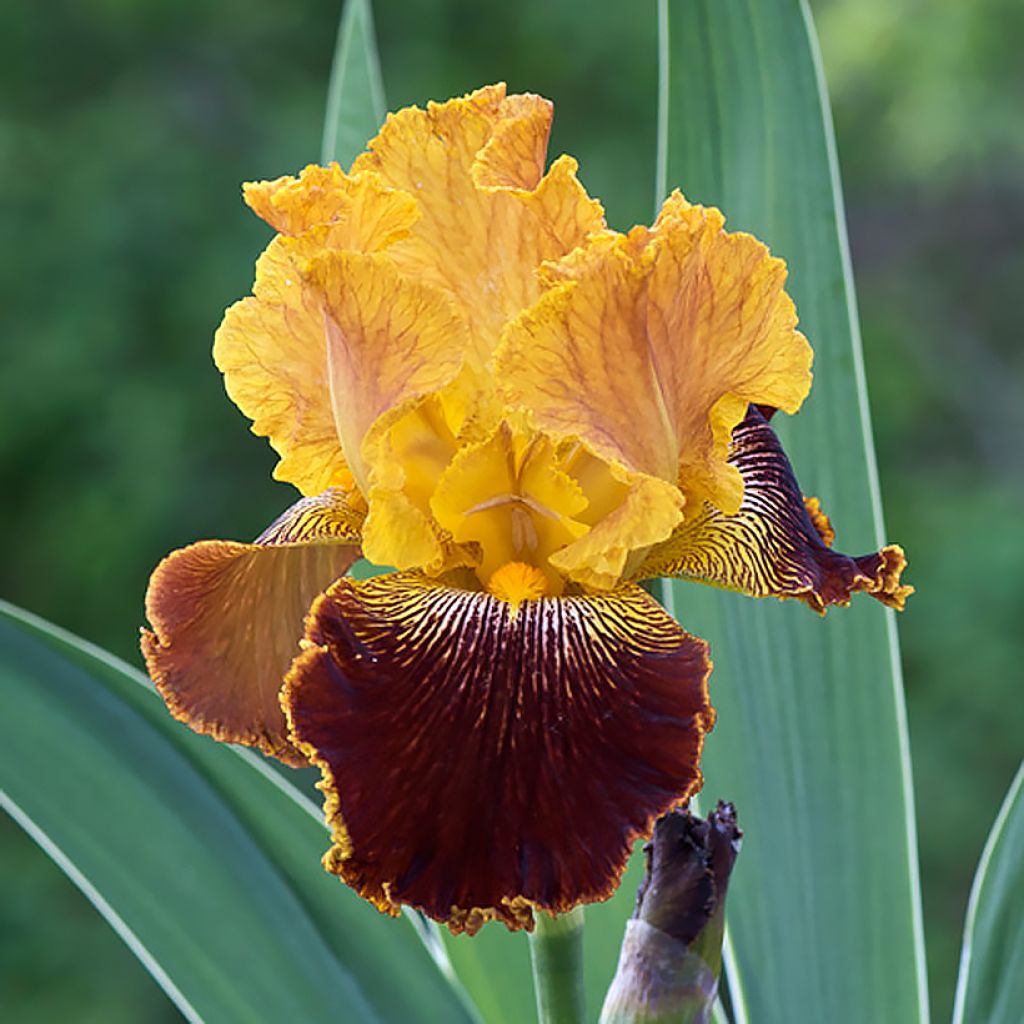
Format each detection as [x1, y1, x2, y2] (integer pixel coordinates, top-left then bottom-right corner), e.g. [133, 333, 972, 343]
[528, 907, 586, 1024]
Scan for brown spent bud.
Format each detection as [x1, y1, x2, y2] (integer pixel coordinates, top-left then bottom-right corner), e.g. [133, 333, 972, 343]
[600, 802, 742, 1024]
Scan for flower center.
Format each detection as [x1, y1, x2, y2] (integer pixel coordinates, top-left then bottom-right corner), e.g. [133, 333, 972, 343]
[431, 422, 591, 592]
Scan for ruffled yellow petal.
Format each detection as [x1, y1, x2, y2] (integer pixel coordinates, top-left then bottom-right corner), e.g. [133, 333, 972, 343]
[496, 191, 813, 515]
[550, 464, 685, 591]
[360, 485, 444, 572]
[471, 91, 553, 190]
[215, 173, 420, 496]
[352, 84, 605, 368]
[215, 239, 350, 496]
[244, 164, 418, 246]
[378, 393, 460, 511]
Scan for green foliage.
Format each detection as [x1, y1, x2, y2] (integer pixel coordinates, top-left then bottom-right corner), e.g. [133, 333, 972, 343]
[0, 601, 474, 1024]
[952, 762, 1024, 1024]
[659, 2, 927, 1021]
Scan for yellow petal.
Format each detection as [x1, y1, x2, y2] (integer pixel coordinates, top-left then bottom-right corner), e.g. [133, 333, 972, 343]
[497, 192, 813, 515]
[471, 91, 553, 190]
[360, 484, 444, 572]
[305, 250, 468, 495]
[215, 239, 349, 496]
[550, 464, 685, 591]
[352, 84, 605, 368]
[215, 173, 420, 496]
[244, 164, 418, 247]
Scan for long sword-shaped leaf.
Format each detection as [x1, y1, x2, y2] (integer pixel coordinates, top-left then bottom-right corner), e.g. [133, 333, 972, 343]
[321, 0, 386, 167]
[658, 2, 928, 1021]
[952, 762, 1024, 1024]
[0, 601, 475, 1024]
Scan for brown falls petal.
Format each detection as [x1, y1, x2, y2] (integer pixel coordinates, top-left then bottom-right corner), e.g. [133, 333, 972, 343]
[637, 406, 913, 613]
[282, 572, 715, 934]
[141, 489, 363, 766]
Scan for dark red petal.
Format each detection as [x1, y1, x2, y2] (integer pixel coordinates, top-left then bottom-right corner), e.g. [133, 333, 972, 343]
[141, 488, 363, 765]
[639, 406, 913, 613]
[283, 573, 714, 933]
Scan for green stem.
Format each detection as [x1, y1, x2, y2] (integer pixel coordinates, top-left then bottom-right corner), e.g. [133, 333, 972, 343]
[528, 907, 586, 1024]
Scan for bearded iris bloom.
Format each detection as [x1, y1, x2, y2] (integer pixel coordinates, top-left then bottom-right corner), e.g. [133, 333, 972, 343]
[142, 85, 910, 935]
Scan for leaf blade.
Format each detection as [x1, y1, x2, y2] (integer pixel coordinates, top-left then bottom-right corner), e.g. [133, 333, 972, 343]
[952, 761, 1024, 1024]
[660, 2, 928, 1021]
[0, 600, 474, 1024]
[321, 0, 386, 167]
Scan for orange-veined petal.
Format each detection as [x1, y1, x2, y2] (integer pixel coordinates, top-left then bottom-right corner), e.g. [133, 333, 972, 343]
[244, 164, 419, 245]
[305, 249, 468, 494]
[215, 171, 420, 497]
[215, 240, 349, 497]
[497, 192, 813, 514]
[636, 406, 913, 612]
[283, 572, 714, 933]
[141, 489, 364, 765]
[352, 84, 605, 368]
[292, 249, 470, 570]
[471, 91, 553, 190]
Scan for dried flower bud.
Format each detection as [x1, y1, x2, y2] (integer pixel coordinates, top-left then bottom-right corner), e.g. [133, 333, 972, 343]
[600, 802, 742, 1024]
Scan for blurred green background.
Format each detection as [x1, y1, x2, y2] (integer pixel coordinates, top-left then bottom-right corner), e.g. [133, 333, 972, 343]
[1, 0, 1021, 1020]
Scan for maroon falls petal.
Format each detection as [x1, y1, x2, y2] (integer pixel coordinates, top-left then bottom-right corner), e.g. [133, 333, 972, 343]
[638, 405, 913, 613]
[283, 573, 716, 934]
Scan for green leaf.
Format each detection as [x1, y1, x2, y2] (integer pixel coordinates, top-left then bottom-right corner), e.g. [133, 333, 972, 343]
[321, 0, 386, 167]
[658, 2, 928, 1022]
[952, 762, 1024, 1024]
[0, 600, 475, 1024]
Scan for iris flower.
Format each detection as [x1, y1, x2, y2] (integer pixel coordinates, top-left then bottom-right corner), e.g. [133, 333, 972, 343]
[142, 85, 910, 935]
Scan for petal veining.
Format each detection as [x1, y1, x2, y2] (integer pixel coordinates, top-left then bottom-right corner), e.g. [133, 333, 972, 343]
[214, 173, 419, 497]
[637, 406, 913, 612]
[244, 164, 419, 245]
[307, 249, 467, 494]
[497, 192, 813, 514]
[283, 573, 715, 932]
[352, 84, 605, 367]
